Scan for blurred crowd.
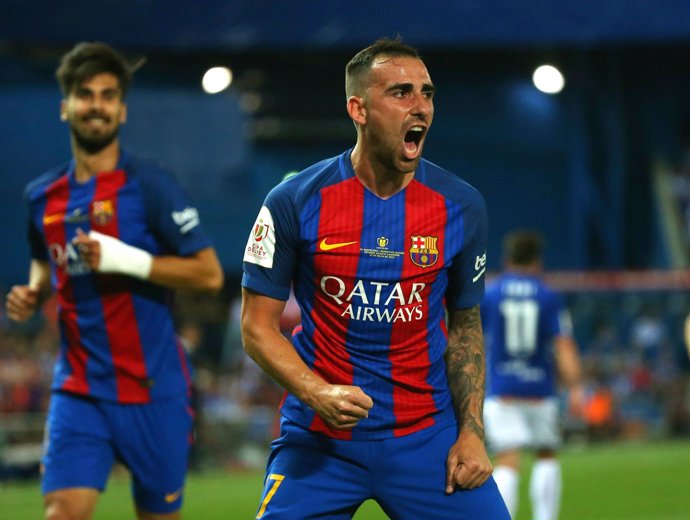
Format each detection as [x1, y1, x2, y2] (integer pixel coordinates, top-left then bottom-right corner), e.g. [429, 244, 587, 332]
[0, 297, 56, 415]
[569, 293, 690, 441]
[1, 283, 689, 477]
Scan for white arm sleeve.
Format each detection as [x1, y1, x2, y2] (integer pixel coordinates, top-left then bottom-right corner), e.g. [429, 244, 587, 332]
[88, 230, 153, 280]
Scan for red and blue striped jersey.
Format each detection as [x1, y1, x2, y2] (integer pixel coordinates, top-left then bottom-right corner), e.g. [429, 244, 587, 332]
[25, 151, 212, 403]
[243, 150, 488, 439]
[481, 272, 573, 398]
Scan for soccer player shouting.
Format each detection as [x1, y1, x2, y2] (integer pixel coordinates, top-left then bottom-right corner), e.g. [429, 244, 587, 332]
[241, 38, 509, 520]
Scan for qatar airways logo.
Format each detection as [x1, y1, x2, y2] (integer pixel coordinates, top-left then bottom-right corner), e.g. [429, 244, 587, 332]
[320, 276, 426, 323]
[48, 242, 91, 276]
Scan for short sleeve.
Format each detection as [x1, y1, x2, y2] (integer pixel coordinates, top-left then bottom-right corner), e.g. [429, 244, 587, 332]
[242, 183, 300, 301]
[137, 166, 213, 257]
[28, 217, 48, 261]
[445, 191, 488, 309]
[550, 292, 573, 337]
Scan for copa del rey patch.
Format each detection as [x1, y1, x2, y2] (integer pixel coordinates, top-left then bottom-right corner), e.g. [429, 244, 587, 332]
[244, 206, 276, 268]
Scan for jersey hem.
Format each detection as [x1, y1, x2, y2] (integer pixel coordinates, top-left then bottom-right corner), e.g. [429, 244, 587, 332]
[279, 407, 457, 440]
[51, 386, 190, 404]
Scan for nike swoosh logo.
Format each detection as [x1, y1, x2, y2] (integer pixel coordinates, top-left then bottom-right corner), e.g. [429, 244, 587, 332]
[43, 213, 65, 225]
[319, 238, 357, 251]
[165, 488, 183, 503]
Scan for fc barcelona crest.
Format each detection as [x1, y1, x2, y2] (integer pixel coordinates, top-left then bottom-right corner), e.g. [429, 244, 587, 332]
[91, 200, 114, 226]
[409, 235, 439, 268]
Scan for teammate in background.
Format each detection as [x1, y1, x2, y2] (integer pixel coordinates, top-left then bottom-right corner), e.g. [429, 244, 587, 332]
[481, 230, 584, 520]
[241, 37, 509, 519]
[5, 42, 223, 520]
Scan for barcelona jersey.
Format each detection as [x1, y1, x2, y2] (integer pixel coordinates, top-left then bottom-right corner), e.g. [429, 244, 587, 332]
[243, 149, 488, 440]
[25, 150, 212, 403]
[481, 272, 572, 398]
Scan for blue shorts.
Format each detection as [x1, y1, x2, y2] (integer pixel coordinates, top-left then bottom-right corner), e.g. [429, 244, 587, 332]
[42, 392, 193, 514]
[255, 417, 509, 520]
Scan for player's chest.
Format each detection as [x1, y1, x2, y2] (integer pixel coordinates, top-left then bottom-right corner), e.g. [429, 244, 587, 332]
[39, 174, 146, 246]
[303, 197, 451, 279]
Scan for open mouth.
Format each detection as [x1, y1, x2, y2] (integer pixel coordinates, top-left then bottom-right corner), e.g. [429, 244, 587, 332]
[403, 126, 425, 157]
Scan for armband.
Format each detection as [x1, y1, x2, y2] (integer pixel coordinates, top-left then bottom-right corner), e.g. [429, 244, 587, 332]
[88, 230, 153, 280]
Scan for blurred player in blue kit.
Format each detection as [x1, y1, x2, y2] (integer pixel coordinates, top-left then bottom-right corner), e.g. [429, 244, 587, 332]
[481, 230, 584, 520]
[5, 42, 223, 520]
[241, 37, 509, 519]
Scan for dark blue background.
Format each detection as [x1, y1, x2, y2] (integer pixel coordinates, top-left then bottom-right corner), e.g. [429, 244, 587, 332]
[2, 1, 690, 285]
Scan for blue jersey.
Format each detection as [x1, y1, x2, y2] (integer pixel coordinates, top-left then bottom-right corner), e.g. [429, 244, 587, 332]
[242, 149, 488, 440]
[25, 150, 212, 403]
[481, 272, 572, 398]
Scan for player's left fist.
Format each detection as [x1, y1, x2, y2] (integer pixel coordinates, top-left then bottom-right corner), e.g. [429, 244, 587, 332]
[445, 430, 493, 492]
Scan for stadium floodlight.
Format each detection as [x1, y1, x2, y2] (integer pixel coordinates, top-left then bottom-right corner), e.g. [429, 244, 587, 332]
[202, 66, 233, 94]
[532, 64, 565, 94]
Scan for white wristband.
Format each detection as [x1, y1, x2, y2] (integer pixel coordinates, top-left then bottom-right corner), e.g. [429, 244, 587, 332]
[88, 230, 153, 280]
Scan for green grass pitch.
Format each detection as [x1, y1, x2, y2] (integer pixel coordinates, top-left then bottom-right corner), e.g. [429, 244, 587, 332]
[1, 440, 688, 519]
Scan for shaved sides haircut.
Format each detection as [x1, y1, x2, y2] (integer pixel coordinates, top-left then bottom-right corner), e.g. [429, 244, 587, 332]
[345, 37, 422, 98]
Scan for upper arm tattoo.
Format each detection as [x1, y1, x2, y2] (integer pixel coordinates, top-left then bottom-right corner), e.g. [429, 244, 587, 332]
[445, 304, 485, 438]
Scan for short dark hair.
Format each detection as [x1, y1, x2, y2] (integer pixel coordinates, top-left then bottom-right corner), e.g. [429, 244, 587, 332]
[503, 230, 543, 266]
[345, 37, 421, 98]
[56, 42, 133, 97]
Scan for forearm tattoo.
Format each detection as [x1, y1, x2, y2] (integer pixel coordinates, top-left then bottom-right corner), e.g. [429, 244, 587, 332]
[445, 305, 485, 439]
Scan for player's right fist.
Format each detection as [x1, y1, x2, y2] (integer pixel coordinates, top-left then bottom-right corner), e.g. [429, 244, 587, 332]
[314, 384, 374, 430]
[5, 285, 40, 322]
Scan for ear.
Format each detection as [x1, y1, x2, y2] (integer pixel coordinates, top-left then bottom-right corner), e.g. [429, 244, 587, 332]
[346, 96, 366, 126]
[120, 103, 128, 124]
[59, 100, 67, 121]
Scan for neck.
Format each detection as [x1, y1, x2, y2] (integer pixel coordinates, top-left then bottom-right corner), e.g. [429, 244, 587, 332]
[71, 138, 121, 182]
[350, 143, 415, 199]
